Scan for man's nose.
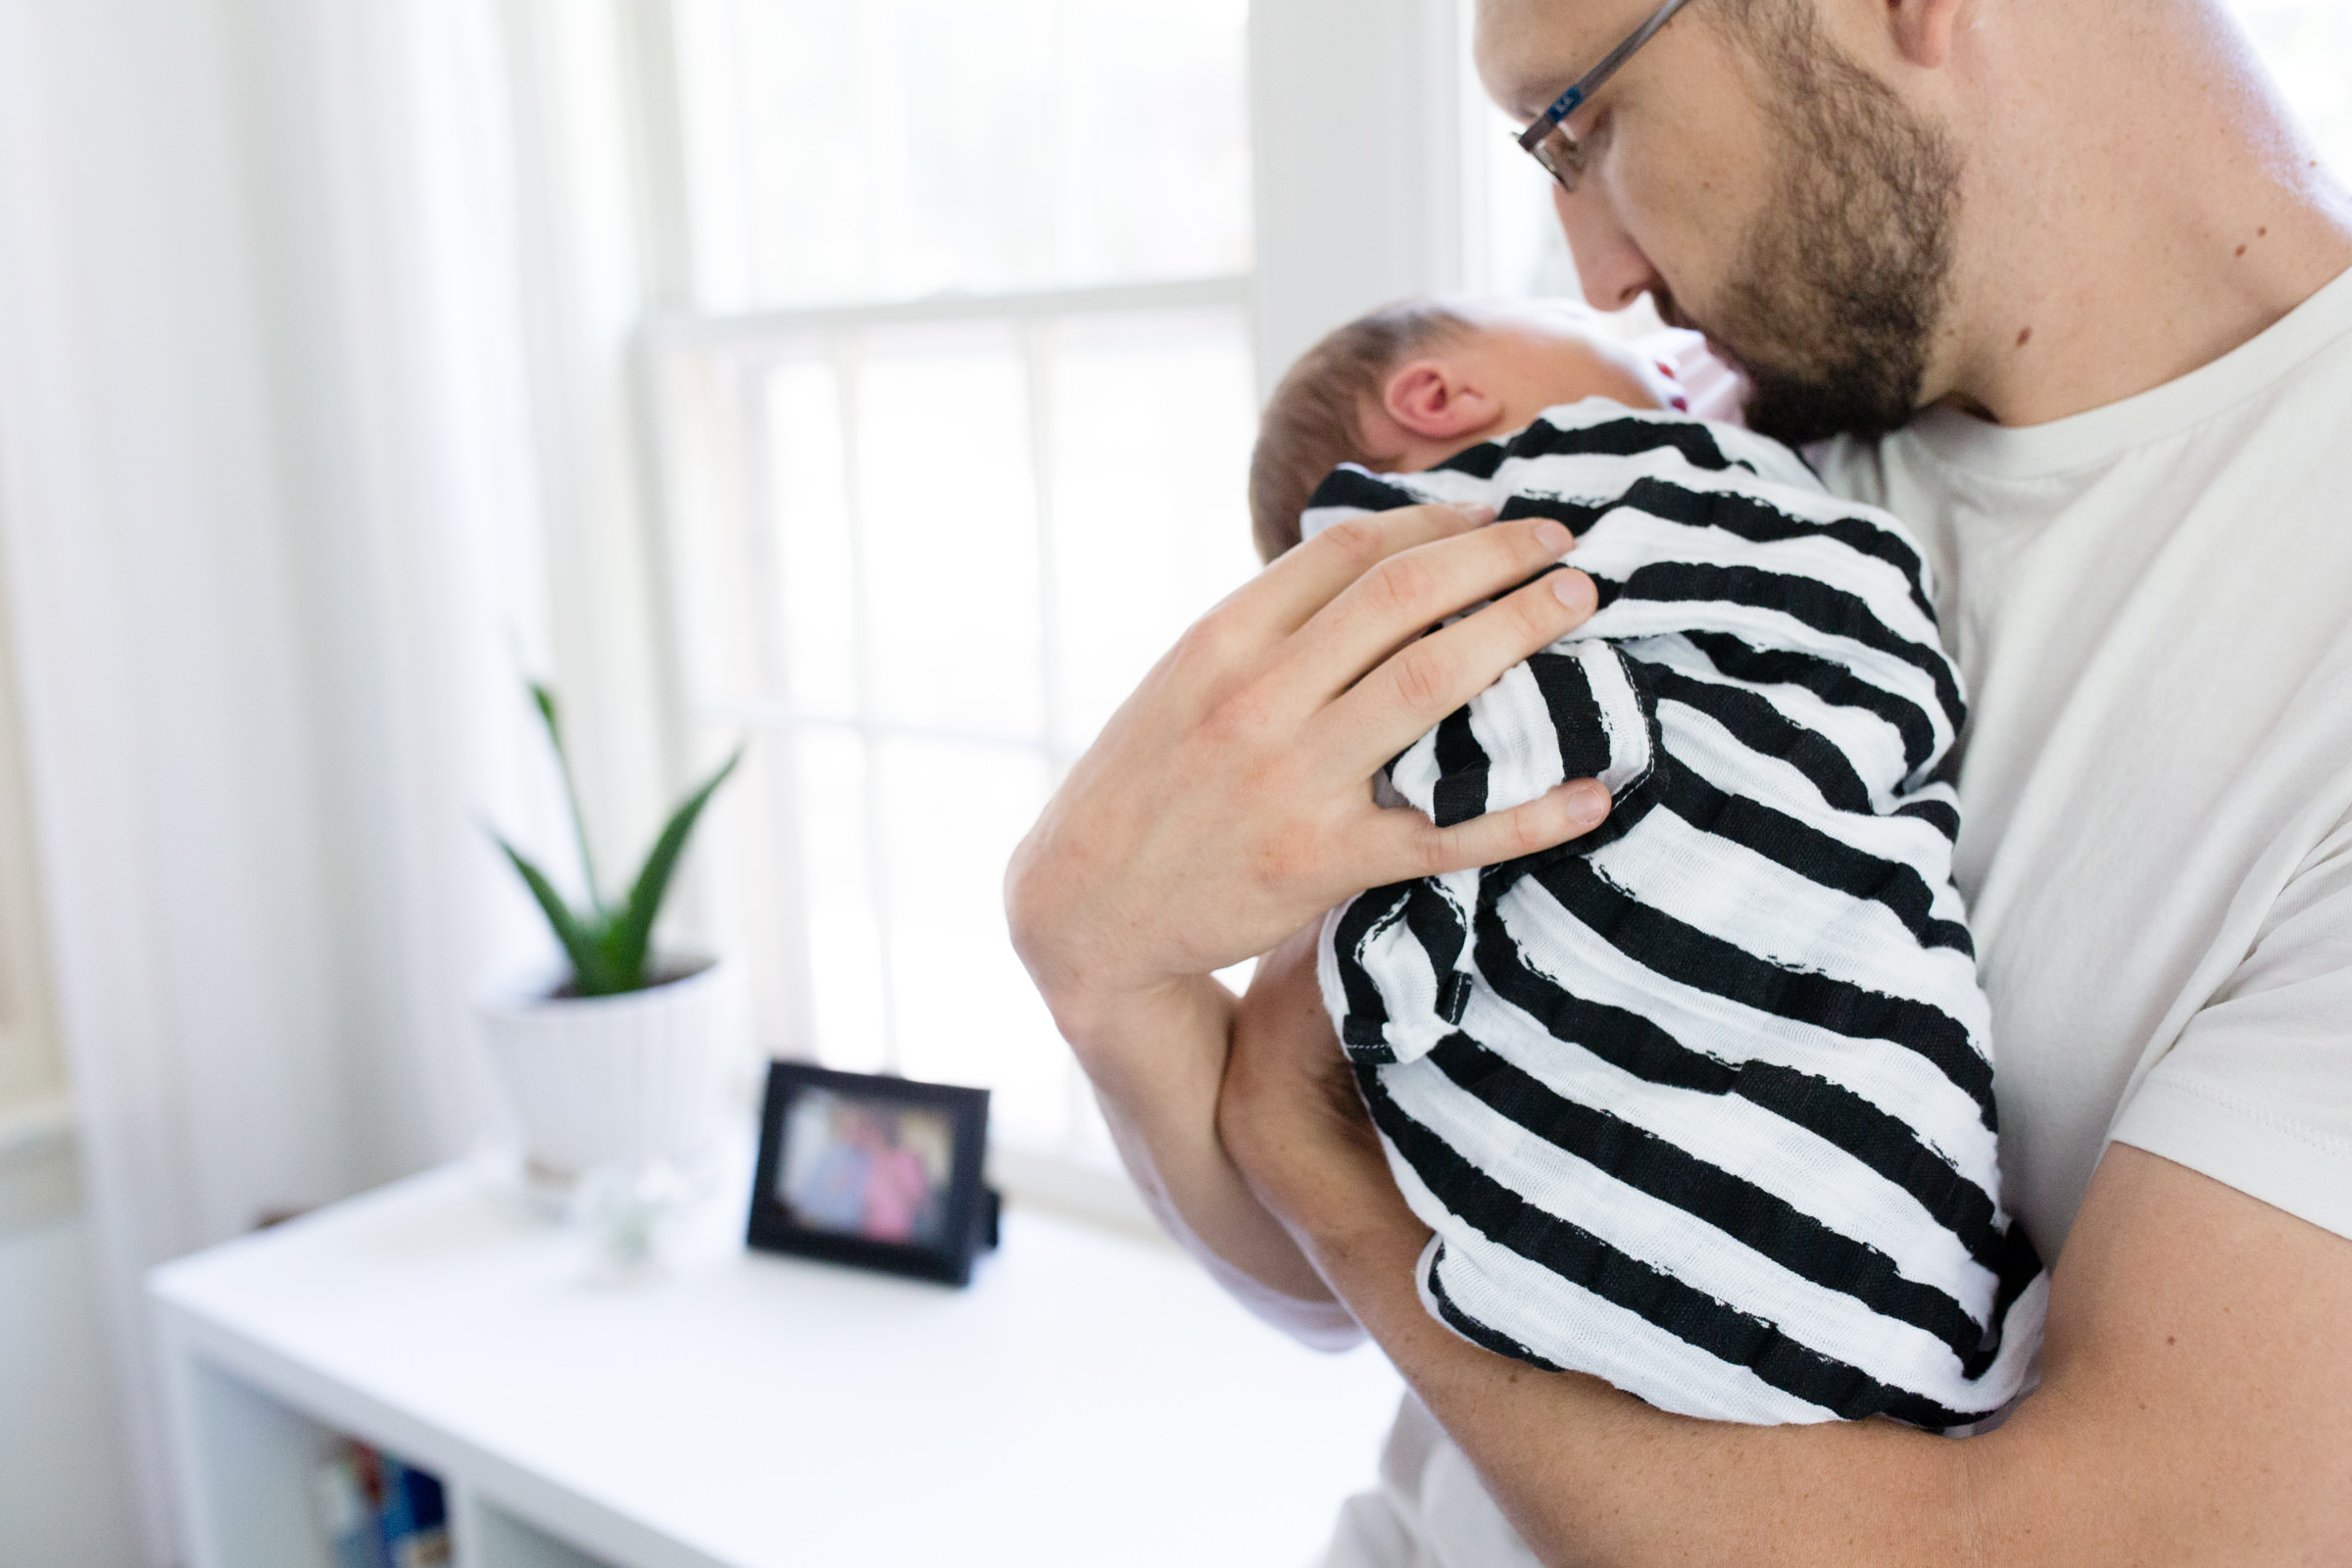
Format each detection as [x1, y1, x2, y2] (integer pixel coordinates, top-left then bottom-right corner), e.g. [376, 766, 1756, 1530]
[1550, 182, 1667, 314]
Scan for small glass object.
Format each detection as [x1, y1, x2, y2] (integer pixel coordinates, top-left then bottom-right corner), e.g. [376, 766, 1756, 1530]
[579, 1156, 695, 1271]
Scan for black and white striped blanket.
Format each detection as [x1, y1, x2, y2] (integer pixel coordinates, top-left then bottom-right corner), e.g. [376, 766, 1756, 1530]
[1305, 400, 2045, 1430]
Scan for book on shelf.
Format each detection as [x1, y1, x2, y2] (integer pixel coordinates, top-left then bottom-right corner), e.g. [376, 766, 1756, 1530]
[310, 1439, 451, 1568]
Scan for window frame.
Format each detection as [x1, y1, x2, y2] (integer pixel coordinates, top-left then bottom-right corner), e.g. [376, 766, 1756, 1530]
[639, 272, 1250, 1099]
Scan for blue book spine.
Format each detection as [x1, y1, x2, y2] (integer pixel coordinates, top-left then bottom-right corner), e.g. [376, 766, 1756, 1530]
[377, 1454, 452, 1568]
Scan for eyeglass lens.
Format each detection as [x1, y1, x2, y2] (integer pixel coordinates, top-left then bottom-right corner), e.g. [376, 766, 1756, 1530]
[1529, 122, 1588, 193]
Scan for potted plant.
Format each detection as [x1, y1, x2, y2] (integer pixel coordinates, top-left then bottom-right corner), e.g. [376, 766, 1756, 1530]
[475, 681, 744, 1193]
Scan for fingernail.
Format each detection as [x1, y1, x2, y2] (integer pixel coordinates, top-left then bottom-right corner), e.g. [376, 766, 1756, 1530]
[1550, 569, 1597, 613]
[1453, 503, 1498, 526]
[1567, 780, 1612, 827]
[1535, 520, 1573, 558]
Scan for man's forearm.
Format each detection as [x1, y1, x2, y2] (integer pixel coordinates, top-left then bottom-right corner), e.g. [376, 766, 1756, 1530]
[1066, 974, 1349, 1328]
[1214, 838, 2352, 1567]
[1200, 999, 1995, 1562]
[1300, 1188, 1979, 1567]
[1230, 1029, 2352, 1568]
[1214, 943, 1991, 1567]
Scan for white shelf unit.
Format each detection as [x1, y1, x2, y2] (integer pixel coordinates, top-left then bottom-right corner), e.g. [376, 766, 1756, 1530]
[148, 1159, 1402, 1568]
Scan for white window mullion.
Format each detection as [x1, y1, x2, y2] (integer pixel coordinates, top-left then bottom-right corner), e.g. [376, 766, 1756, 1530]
[830, 333, 905, 1074]
[1020, 318, 1068, 764]
[1015, 314, 1097, 1157]
[731, 353, 822, 1061]
[648, 275, 1250, 348]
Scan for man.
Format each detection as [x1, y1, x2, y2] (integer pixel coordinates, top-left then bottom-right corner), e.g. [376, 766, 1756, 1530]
[1006, 0, 2352, 1560]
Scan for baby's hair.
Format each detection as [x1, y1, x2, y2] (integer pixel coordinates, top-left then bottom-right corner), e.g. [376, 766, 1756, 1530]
[1249, 299, 1479, 564]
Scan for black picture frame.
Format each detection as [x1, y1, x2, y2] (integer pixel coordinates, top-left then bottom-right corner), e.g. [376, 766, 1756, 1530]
[747, 1060, 997, 1287]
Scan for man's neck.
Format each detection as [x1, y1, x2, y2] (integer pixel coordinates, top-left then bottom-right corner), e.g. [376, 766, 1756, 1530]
[1936, 1, 2352, 429]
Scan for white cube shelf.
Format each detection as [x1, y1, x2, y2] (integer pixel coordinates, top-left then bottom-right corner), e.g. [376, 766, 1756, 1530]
[149, 1160, 1403, 1568]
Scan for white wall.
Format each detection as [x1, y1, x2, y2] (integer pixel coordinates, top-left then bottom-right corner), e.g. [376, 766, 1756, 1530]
[0, 1221, 142, 1568]
[0, 1128, 140, 1568]
[1248, 0, 1468, 394]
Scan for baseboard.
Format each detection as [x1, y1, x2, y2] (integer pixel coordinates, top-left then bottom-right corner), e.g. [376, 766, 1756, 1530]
[0, 1095, 80, 1234]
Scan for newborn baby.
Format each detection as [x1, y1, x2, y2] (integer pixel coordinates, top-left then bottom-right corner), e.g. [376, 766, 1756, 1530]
[1250, 300, 2045, 1429]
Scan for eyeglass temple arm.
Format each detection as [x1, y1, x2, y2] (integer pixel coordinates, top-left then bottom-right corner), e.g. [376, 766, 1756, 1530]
[1516, 0, 1696, 151]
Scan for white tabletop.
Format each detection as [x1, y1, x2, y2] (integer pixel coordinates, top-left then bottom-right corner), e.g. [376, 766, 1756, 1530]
[148, 1159, 1404, 1568]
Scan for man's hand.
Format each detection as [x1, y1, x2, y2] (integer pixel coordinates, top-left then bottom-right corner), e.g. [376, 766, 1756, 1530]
[1005, 504, 1608, 1048]
[1003, 501, 1608, 1327]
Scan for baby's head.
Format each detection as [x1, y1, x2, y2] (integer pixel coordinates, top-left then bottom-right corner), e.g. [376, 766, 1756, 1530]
[1249, 299, 1682, 562]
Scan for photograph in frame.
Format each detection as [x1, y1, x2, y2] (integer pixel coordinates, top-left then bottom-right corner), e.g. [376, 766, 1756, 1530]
[747, 1061, 996, 1287]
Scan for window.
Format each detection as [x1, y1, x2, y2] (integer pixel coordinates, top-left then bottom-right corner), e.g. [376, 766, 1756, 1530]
[667, 0, 1250, 311]
[648, 0, 1259, 1168]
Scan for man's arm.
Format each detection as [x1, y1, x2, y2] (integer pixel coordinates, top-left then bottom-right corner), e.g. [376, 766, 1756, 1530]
[1071, 972, 1347, 1331]
[1219, 927, 2352, 1566]
[1004, 502, 1611, 1319]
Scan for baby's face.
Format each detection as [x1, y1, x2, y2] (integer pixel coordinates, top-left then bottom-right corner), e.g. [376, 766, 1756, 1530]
[1450, 304, 1679, 433]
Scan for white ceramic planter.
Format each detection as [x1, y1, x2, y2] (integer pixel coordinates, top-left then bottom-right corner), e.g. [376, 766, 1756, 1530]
[476, 955, 737, 1186]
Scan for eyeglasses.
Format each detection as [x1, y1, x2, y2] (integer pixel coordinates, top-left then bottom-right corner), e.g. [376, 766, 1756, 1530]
[1517, 0, 1696, 194]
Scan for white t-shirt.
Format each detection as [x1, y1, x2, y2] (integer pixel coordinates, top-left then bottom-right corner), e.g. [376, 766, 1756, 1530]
[1815, 264, 2352, 1257]
[1313, 265, 2352, 1567]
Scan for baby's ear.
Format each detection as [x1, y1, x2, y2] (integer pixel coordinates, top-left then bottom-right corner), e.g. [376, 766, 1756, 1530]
[1384, 359, 1502, 441]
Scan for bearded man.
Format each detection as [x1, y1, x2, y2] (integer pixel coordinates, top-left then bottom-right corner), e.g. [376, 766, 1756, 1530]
[1007, 0, 2352, 1560]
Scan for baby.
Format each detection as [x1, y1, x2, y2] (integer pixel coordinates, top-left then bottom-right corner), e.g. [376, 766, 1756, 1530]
[1250, 300, 2045, 1430]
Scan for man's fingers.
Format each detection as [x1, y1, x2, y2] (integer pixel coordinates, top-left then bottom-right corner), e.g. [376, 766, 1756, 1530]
[1273, 517, 1583, 709]
[1242, 502, 1497, 639]
[1361, 780, 1614, 882]
[1310, 562, 1598, 773]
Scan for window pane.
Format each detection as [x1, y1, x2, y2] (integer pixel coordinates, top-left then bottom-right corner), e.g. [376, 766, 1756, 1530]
[851, 322, 1046, 738]
[1044, 308, 1261, 748]
[869, 738, 1064, 1142]
[693, 737, 816, 1063]
[767, 360, 859, 720]
[675, 0, 1252, 311]
[795, 728, 892, 1074]
[658, 345, 786, 712]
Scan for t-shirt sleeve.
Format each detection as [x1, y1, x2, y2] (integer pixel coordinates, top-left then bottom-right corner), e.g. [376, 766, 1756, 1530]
[2110, 823, 2352, 1241]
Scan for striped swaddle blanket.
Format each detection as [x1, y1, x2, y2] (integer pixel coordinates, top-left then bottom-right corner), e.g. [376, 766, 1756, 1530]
[1305, 400, 2045, 1430]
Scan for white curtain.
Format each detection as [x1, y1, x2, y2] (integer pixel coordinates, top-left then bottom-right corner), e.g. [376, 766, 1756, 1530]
[0, 0, 587, 1556]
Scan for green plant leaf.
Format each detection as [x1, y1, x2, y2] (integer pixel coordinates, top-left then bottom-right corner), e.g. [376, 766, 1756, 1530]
[529, 679, 561, 746]
[571, 909, 636, 998]
[529, 677, 605, 911]
[609, 748, 744, 991]
[494, 835, 613, 994]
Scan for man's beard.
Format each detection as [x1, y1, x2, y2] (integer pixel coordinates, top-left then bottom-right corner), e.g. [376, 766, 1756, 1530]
[1680, 24, 1964, 446]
